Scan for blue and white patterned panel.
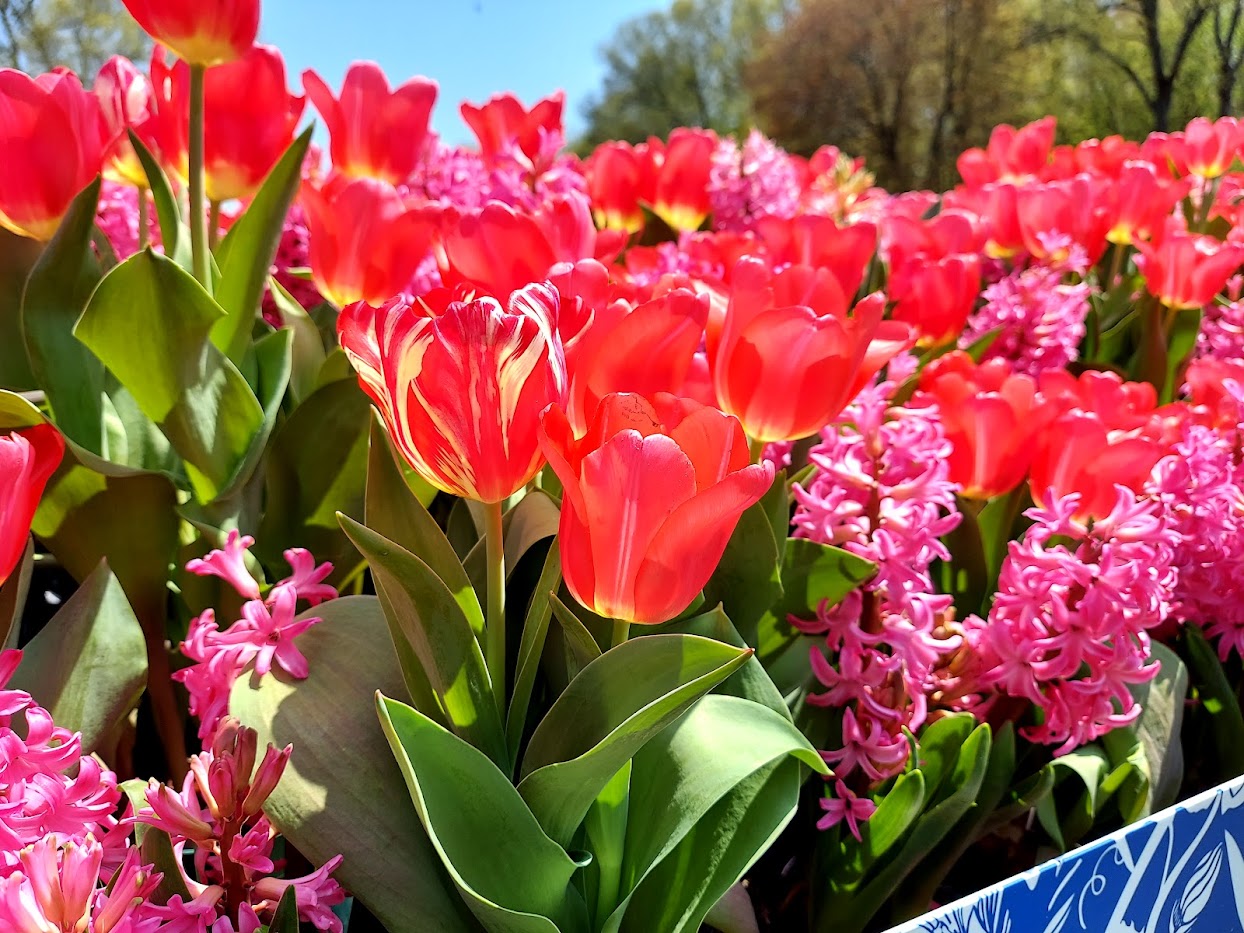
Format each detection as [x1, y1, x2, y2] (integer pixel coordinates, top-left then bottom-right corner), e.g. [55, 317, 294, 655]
[887, 776, 1244, 933]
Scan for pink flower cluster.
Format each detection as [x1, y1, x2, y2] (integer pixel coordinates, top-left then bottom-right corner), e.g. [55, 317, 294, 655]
[177, 532, 337, 742]
[708, 129, 801, 232]
[962, 263, 1094, 376]
[790, 371, 962, 836]
[138, 719, 345, 933]
[962, 488, 1179, 755]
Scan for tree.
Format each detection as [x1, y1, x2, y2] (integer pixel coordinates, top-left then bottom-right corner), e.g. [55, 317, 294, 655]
[1212, 0, 1244, 115]
[578, 0, 791, 149]
[0, 0, 149, 79]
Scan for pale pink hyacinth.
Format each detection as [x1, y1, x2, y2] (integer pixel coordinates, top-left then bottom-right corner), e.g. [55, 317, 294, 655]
[708, 130, 801, 232]
[178, 536, 337, 741]
[961, 487, 1179, 755]
[961, 264, 1093, 376]
[95, 180, 144, 259]
[263, 203, 324, 326]
[1194, 276, 1244, 363]
[790, 377, 962, 831]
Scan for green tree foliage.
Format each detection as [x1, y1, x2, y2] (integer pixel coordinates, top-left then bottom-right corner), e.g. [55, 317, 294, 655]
[0, 0, 149, 79]
[578, 0, 791, 149]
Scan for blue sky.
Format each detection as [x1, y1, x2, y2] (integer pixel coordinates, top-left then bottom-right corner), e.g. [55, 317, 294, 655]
[261, 0, 667, 145]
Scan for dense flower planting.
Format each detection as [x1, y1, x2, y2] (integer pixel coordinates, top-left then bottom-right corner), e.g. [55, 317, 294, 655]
[5, 1, 1244, 930]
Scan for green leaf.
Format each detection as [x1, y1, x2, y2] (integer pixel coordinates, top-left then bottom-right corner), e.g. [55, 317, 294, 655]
[20, 177, 106, 452]
[662, 606, 788, 719]
[516, 634, 753, 847]
[916, 713, 976, 803]
[507, 539, 561, 763]
[1103, 640, 1187, 818]
[365, 414, 484, 635]
[464, 489, 561, 606]
[1183, 626, 1244, 776]
[127, 129, 190, 269]
[338, 514, 507, 766]
[140, 828, 192, 906]
[10, 561, 146, 754]
[1162, 307, 1201, 404]
[267, 276, 326, 404]
[214, 327, 292, 500]
[702, 496, 783, 640]
[74, 250, 265, 502]
[549, 592, 603, 676]
[0, 229, 43, 388]
[0, 540, 33, 649]
[213, 126, 313, 363]
[269, 887, 300, 933]
[230, 596, 476, 933]
[379, 695, 590, 933]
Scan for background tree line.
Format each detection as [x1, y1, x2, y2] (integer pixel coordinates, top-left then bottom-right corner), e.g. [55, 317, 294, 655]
[580, 0, 1244, 190]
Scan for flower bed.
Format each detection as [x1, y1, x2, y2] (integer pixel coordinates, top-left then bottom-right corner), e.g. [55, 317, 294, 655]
[0, 2, 1243, 932]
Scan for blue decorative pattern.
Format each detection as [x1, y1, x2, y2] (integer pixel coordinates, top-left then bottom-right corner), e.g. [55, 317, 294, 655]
[888, 776, 1244, 933]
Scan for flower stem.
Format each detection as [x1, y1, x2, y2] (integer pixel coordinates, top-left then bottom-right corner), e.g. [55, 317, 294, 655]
[748, 436, 766, 463]
[208, 199, 221, 250]
[188, 63, 210, 289]
[484, 499, 506, 707]
[137, 191, 149, 249]
[610, 620, 630, 649]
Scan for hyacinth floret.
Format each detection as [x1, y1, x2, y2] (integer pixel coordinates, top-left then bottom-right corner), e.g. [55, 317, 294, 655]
[708, 129, 801, 232]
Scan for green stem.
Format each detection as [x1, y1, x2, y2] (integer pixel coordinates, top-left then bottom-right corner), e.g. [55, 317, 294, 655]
[208, 199, 221, 250]
[137, 191, 149, 249]
[748, 436, 766, 463]
[586, 762, 631, 926]
[484, 499, 506, 707]
[610, 620, 630, 649]
[188, 63, 210, 288]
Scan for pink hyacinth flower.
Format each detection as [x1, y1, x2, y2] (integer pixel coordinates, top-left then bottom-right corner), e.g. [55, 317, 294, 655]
[186, 531, 261, 601]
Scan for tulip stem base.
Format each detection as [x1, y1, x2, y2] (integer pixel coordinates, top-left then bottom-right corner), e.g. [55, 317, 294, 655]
[484, 499, 506, 710]
[748, 436, 766, 463]
[188, 63, 210, 290]
[610, 620, 630, 649]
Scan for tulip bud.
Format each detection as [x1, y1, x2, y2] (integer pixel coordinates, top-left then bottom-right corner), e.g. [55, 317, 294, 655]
[242, 743, 292, 818]
[0, 423, 65, 588]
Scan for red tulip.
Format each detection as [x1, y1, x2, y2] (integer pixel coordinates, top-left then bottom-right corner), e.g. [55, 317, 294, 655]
[162, 45, 304, 201]
[651, 128, 717, 233]
[460, 90, 564, 170]
[584, 140, 656, 233]
[1014, 176, 1111, 265]
[94, 56, 159, 188]
[0, 423, 64, 587]
[120, 0, 259, 67]
[889, 254, 981, 347]
[957, 117, 1056, 187]
[338, 282, 566, 503]
[303, 62, 437, 184]
[918, 352, 1041, 499]
[302, 175, 435, 307]
[1135, 226, 1244, 310]
[1104, 161, 1187, 246]
[1175, 117, 1240, 179]
[539, 392, 774, 624]
[754, 214, 877, 298]
[710, 257, 913, 443]
[0, 69, 113, 240]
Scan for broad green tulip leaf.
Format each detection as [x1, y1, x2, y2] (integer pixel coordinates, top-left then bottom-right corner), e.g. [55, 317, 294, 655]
[20, 177, 105, 452]
[141, 828, 192, 905]
[0, 539, 33, 649]
[127, 129, 190, 269]
[74, 250, 264, 502]
[661, 606, 788, 718]
[365, 415, 484, 634]
[1103, 640, 1187, 818]
[619, 695, 824, 900]
[507, 539, 561, 763]
[213, 126, 313, 363]
[612, 753, 802, 933]
[213, 327, 292, 501]
[10, 561, 146, 754]
[0, 229, 42, 388]
[1183, 625, 1244, 776]
[338, 514, 507, 766]
[1163, 308, 1201, 404]
[267, 276, 326, 404]
[549, 592, 602, 678]
[231, 597, 475, 933]
[702, 497, 783, 639]
[516, 634, 753, 846]
[379, 695, 590, 933]
[819, 725, 992, 933]
[257, 378, 369, 574]
[269, 887, 300, 933]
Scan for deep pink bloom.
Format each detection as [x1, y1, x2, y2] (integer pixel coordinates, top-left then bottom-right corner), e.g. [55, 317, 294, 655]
[251, 855, 346, 933]
[187, 531, 261, 601]
[817, 781, 878, 839]
[213, 584, 317, 679]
